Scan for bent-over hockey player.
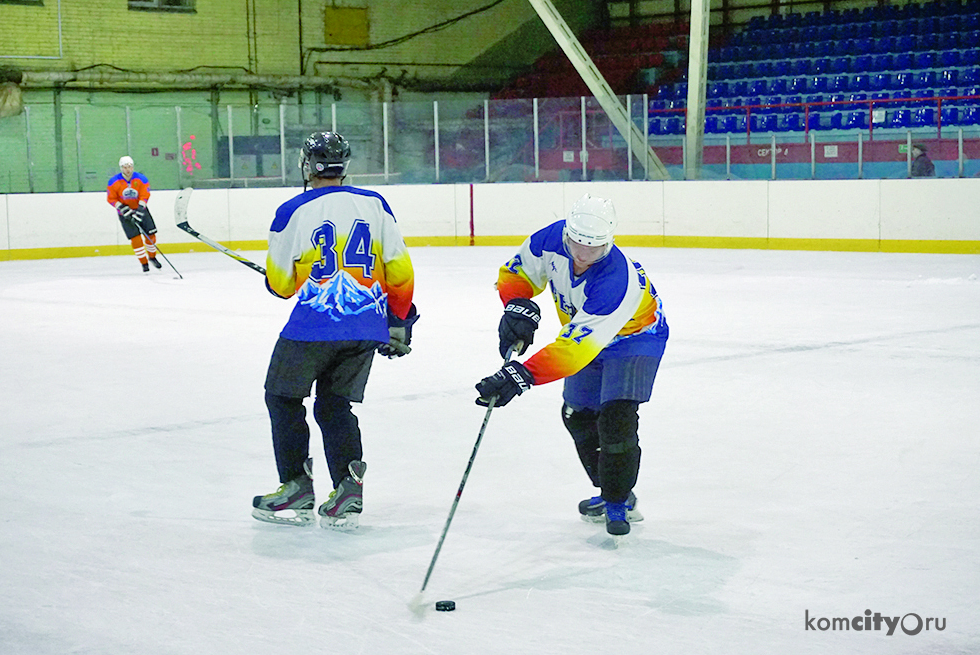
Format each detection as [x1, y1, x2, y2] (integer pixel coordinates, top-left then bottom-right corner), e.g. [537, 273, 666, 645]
[475, 194, 668, 537]
[107, 156, 161, 272]
[252, 131, 418, 529]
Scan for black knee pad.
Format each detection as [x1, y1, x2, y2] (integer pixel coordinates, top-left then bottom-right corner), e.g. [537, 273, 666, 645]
[562, 403, 600, 445]
[598, 400, 639, 454]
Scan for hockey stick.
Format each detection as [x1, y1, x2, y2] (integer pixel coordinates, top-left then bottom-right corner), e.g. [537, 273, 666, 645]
[173, 187, 267, 275]
[131, 212, 182, 280]
[409, 342, 523, 615]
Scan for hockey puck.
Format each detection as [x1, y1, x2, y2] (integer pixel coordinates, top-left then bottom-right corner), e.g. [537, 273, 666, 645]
[435, 600, 456, 612]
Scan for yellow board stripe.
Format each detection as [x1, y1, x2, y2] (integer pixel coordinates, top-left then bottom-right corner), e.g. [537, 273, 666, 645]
[3, 237, 979, 261]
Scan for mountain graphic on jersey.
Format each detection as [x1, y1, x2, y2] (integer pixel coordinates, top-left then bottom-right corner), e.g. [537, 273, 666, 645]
[298, 270, 386, 322]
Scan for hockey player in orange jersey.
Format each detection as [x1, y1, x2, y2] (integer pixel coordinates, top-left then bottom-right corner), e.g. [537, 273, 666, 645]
[107, 156, 161, 272]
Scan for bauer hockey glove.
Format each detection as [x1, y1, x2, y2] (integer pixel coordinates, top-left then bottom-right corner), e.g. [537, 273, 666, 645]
[117, 204, 136, 219]
[378, 303, 419, 358]
[476, 361, 534, 407]
[133, 204, 148, 223]
[498, 298, 540, 359]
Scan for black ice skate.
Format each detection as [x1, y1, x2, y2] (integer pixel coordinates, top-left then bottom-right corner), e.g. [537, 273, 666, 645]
[605, 501, 631, 536]
[318, 460, 366, 530]
[141, 262, 150, 273]
[149, 256, 162, 269]
[251, 459, 315, 526]
[579, 491, 643, 524]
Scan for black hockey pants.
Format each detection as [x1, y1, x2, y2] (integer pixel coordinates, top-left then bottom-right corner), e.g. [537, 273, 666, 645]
[265, 392, 362, 488]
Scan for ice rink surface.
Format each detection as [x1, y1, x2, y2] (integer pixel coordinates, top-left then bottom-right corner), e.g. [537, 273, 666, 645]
[1, 244, 978, 654]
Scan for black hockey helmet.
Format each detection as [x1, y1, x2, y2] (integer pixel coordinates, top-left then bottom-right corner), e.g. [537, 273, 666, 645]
[299, 131, 351, 181]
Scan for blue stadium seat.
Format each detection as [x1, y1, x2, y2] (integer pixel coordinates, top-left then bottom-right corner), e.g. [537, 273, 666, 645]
[963, 86, 980, 104]
[848, 92, 868, 109]
[830, 57, 851, 74]
[809, 76, 829, 93]
[773, 60, 791, 77]
[784, 95, 803, 110]
[913, 88, 937, 106]
[873, 22, 895, 38]
[732, 80, 749, 96]
[665, 116, 684, 135]
[648, 117, 664, 134]
[912, 107, 936, 127]
[914, 52, 936, 69]
[755, 61, 774, 78]
[829, 75, 850, 93]
[845, 110, 869, 129]
[872, 73, 891, 91]
[851, 73, 871, 91]
[709, 82, 729, 98]
[939, 51, 962, 68]
[871, 91, 891, 102]
[872, 36, 893, 54]
[704, 115, 721, 134]
[914, 71, 937, 89]
[744, 96, 763, 109]
[939, 15, 960, 33]
[788, 77, 808, 94]
[941, 70, 959, 87]
[751, 113, 778, 132]
[916, 34, 939, 51]
[810, 58, 830, 75]
[937, 33, 961, 51]
[962, 49, 980, 67]
[873, 54, 895, 71]
[716, 115, 736, 133]
[763, 95, 784, 113]
[770, 78, 788, 95]
[896, 35, 915, 53]
[886, 109, 912, 128]
[893, 52, 913, 70]
[734, 63, 753, 79]
[749, 79, 769, 96]
[807, 112, 824, 130]
[780, 113, 804, 131]
[733, 115, 747, 134]
[790, 59, 810, 76]
[940, 106, 959, 126]
[853, 55, 873, 73]
[893, 72, 912, 90]
[962, 69, 980, 86]
[959, 107, 980, 125]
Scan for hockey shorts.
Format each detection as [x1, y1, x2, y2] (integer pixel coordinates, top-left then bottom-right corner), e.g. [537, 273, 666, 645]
[265, 338, 376, 402]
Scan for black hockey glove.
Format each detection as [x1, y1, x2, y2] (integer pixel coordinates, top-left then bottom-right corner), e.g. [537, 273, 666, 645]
[475, 361, 534, 407]
[118, 205, 135, 219]
[378, 303, 419, 358]
[133, 205, 148, 223]
[498, 298, 540, 359]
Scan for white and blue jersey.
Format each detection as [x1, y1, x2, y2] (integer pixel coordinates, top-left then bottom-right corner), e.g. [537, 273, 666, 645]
[266, 186, 415, 343]
[496, 220, 668, 385]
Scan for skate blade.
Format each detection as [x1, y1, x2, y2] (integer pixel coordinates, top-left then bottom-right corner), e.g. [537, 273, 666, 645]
[609, 534, 628, 548]
[251, 507, 315, 527]
[319, 512, 360, 531]
[581, 509, 644, 524]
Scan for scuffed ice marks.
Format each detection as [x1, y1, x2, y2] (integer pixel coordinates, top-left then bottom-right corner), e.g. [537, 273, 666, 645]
[298, 271, 386, 321]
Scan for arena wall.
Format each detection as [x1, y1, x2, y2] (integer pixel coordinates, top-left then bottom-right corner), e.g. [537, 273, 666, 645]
[1, 179, 978, 261]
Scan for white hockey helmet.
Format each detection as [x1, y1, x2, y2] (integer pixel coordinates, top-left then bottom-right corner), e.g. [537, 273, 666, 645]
[119, 155, 134, 169]
[564, 194, 617, 247]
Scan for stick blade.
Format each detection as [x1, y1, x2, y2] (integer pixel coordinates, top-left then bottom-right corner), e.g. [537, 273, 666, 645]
[174, 187, 193, 225]
[408, 591, 428, 618]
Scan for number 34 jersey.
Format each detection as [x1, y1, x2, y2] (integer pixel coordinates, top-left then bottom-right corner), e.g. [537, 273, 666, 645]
[266, 186, 414, 343]
[496, 220, 668, 386]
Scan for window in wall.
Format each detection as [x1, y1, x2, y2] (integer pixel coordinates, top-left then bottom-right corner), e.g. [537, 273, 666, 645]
[128, 0, 195, 13]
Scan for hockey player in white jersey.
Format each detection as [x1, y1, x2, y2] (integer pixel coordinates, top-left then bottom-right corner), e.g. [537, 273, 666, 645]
[252, 131, 418, 529]
[475, 194, 668, 536]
